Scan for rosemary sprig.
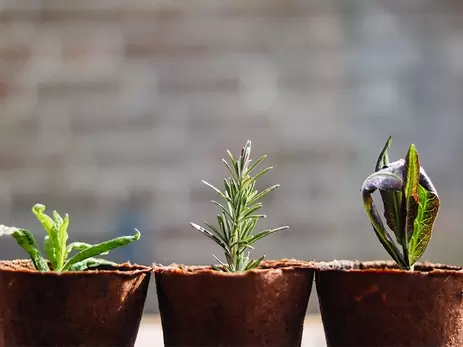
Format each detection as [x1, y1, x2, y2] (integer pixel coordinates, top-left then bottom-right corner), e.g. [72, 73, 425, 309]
[190, 140, 289, 272]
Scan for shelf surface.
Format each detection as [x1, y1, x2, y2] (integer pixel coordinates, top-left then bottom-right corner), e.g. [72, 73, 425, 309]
[136, 314, 327, 347]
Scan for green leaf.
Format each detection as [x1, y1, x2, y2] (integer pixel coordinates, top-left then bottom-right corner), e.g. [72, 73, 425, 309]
[68, 258, 116, 271]
[43, 235, 56, 267]
[32, 204, 54, 233]
[375, 136, 392, 172]
[403, 145, 420, 266]
[217, 214, 231, 241]
[380, 191, 403, 244]
[239, 203, 263, 221]
[55, 213, 70, 271]
[202, 180, 232, 203]
[248, 185, 279, 205]
[66, 242, 92, 257]
[361, 171, 407, 269]
[244, 255, 265, 271]
[252, 166, 272, 182]
[59, 214, 69, 249]
[247, 155, 267, 176]
[409, 179, 440, 265]
[222, 158, 238, 182]
[210, 200, 233, 220]
[0, 227, 50, 272]
[377, 159, 406, 245]
[246, 226, 289, 245]
[241, 217, 259, 239]
[375, 138, 403, 242]
[62, 229, 141, 271]
[190, 223, 229, 251]
[32, 204, 59, 266]
[52, 211, 63, 227]
[204, 220, 228, 245]
[212, 254, 227, 267]
[65, 242, 109, 258]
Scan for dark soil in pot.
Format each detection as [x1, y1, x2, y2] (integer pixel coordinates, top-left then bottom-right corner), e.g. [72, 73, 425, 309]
[0, 259, 151, 347]
[154, 259, 314, 347]
[316, 260, 463, 347]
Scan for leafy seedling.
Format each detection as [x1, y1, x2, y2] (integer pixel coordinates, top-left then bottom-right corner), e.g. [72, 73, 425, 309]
[361, 137, 440, 270]
[190, 140, 289, 272]
[0, 204, 140, 272]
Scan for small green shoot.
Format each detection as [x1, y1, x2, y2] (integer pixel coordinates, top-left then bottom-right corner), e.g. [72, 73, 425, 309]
[0, 204, 141, 272]
[190, 140, 289, 272]
[361, 137, 440, 270]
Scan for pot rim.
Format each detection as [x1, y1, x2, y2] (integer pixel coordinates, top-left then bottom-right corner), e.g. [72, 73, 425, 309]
[315, 259, 463, 275]
[153, 258, 315, 276]
[0, 259, 152, 277]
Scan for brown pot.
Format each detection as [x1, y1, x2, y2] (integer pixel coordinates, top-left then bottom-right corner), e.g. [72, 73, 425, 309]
[154, 259, 314, 347]
[0, 259, 151, 347]
[315, 260, 463, 347]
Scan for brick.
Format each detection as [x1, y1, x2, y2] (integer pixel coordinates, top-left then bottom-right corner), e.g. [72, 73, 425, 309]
[117, 0, 339, 19]
[38, 79, 119, 97]
[158, 77, 240, 94]
[124, 19, 283, 58]
[70, 113, 154, 133]
[0, 80, 9, 100]
[41, 0, 122, 11]
[368, 0, 463, 15]
[0, 0, 40, 22]
[0, 44, 31, 61]
[152, 56, 256, 93]
[126, 42, 210, 58]
[222, 1, 337, 18]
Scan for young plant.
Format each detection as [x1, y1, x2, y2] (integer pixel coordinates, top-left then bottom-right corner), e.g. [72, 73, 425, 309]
[361, 137, 440, 270]
[0, 203, 141, 272]
[190, 140, 288, 272]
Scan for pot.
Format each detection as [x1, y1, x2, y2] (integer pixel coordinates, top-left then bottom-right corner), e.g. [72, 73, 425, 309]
[315, 260, 463, 347]
[0, 259, 151, 347]
[154, 259, 314, 347]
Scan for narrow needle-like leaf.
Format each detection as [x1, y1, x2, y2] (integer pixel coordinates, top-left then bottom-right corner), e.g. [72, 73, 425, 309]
[190, 141, 287, 272]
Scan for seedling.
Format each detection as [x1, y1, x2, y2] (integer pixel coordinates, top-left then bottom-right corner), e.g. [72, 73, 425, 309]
[190, 140, 288, 272]
[0, 203, 140, 272]
[361, 137, 440, 270]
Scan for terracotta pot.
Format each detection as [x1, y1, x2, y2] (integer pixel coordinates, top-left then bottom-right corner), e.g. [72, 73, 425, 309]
[0, 259, 151, 347]
[154, 259, 314, 347]
[315, 260, 463, 347]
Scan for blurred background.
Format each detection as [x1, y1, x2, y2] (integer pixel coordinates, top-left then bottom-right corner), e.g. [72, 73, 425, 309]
[0, 0, 463, 314]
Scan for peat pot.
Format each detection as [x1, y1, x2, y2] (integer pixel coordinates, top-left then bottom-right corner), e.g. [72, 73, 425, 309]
[316, 260, 463, 347]
[0, 260, 151, 347]
[154, 259, 315, 347]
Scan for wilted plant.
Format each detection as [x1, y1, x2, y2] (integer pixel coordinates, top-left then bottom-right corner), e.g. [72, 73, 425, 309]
[0, 204, 140, 272]
[190, 140, 288, 272]
[361, 137, 440, 270]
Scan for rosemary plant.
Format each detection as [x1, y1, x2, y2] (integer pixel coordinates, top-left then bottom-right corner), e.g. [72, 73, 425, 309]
[361, 137, 440, 270]
[190, 140, 288, 272]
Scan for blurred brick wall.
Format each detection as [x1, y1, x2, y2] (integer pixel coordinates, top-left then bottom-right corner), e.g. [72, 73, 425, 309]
[1, 0, 463, 312]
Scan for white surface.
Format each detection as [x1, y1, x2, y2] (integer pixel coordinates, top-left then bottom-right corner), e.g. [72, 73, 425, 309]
[135, 315, 327, 347]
